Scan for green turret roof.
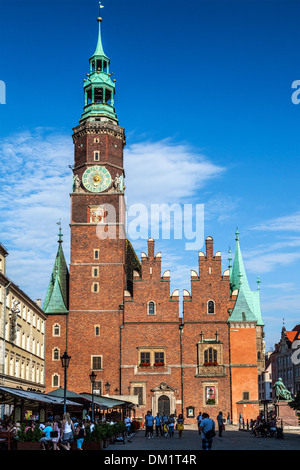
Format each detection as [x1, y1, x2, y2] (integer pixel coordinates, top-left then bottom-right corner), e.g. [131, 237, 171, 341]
[80, 10, 117, 123]
[229, 230, 264, 326]
[43, 226, 69, 314]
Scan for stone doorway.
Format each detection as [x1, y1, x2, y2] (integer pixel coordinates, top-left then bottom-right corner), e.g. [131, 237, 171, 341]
[158, 395, 170, 416]
[151, 382, 177, 417]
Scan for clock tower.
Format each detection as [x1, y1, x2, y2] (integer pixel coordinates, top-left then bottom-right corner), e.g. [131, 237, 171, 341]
[67, 11, 126, 393]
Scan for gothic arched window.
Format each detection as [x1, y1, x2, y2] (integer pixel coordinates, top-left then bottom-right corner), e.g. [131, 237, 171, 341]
[148, 301, 156, 315]
[204, 348, 218, 364]
[207, 300, 215, 314]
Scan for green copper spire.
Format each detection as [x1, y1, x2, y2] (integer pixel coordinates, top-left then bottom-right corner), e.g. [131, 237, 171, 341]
[80, 5, 118, 123]
[93, 4, 108, 58]
[229, 230, 264, 325]
[230, 228, 250, 293]
[43, 224, 69, 314]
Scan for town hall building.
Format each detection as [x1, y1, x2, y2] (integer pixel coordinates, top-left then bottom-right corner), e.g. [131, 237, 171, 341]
[43, 12, 265, 425]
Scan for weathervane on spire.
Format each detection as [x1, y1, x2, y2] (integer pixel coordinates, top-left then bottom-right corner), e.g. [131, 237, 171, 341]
[98, 1, 104, 21]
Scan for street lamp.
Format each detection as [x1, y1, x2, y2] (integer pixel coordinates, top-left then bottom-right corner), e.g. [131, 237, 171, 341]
[105, 382, 111, 395]
[60, 351, 71, 414]
[89, 371, 97, 421]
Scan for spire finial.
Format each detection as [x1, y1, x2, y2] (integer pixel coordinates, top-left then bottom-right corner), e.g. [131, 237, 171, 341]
[97, 2, 104, 22]
[228, 246, 232, 269]
[235, 227, 239, 241]
[257, 276, 261, 291]
[57, 220, 63, 244]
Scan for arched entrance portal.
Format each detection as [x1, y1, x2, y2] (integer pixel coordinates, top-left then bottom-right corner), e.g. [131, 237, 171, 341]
[158, 395, 170, 416]
[151, 383, 177, 417]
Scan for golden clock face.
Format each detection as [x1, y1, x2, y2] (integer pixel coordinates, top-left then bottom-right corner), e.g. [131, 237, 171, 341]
[82, 166, 112, 193]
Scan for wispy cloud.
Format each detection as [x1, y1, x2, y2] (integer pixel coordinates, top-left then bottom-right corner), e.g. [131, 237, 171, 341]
[250, 212, 300, 232]
[0, 130, 226, 301]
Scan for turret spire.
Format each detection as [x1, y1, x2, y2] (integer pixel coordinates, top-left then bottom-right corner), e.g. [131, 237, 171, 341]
[80, 5, 118, 123]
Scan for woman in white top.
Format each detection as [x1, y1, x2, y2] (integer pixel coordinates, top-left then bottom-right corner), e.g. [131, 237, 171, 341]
[60, 413, 75, 450]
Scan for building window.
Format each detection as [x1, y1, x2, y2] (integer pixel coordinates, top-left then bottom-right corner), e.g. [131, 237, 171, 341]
[204, 348, 218, 365]
[94, 249, 99, 260]
[94, 151, 100, 161]
[92, 267, 99, 278]
[133, 386, 144, 405]
[53, 324, 60, 337]
[140, 352, 151, 365]
[205, 386, 216, 405]
[95, 325, 100, 336]
[148, 301, 156, 315]
[154, 352, 164, 365]
[207, 300, 215, 314]
[94, 138, 99, 143]
[243, 391, 250, 401]
[52, 374, 60, 387]
[92, 282, 99, 293]
[91, 355, 102, 370]
[53, 348, 60, 361]
[139, 349, 165, 367]
[94, 381, 102, 395]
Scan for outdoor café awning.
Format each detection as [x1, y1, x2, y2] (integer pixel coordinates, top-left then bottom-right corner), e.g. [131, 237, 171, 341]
[79, 393, 129, 408]
[0, 386, 82, 408]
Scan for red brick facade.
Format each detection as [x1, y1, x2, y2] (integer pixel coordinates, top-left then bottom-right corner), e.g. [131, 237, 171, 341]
[44, 28, 261, 424]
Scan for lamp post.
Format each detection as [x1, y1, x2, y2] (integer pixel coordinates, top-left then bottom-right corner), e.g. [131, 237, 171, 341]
[60, 351, 71, 414]
[89, 371, 97, 421]
[105, 381, 111, 395]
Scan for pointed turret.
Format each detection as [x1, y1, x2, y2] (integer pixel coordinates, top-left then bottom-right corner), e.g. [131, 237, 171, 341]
[43, 225, 69, 314]
[80, 6, 117, 123]
[229, 230, 264, 325]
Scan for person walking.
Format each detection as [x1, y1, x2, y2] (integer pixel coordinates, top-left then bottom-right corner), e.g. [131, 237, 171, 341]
[124, 415, 132, 437]
[217, 411, 224, 437]
[168, 414, 175, 438]
[162, 414, 169, 437]
[199, 412, 216, 451]
[154, 413, 162, 437]
[145, 411, 154, 439]
[60, 412, 75, 450]
[196, 411, 202, 435]
[176, 414, 184, 439]
[51, 415, 61, 450]
[75, 421, 86, 450]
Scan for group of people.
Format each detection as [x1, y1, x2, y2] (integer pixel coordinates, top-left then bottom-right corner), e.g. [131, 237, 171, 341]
[0, 413, 92, 450]
[250, 412, 278, 438]
[143, 411, 185, 439]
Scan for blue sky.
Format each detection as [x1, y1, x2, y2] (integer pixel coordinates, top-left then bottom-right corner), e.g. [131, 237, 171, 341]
[1, 0, 300, 351]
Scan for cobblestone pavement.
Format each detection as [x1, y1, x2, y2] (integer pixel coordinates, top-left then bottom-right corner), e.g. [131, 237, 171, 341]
[104, 425, 300, 451]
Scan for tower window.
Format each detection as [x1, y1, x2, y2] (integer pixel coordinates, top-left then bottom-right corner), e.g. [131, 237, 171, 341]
[95, 325, 100, 336]
[53, 324, 60, 337]
[52, 374, 60, 388]
[94, 151, 100, 161]
[94, 249, 99, 260]
[92, 282, 99, 293]
[207, 300, 215, 314]
[94, 88, 103, 103]
[53, 348, 60, 361]
[148, 301, 156, 315]
[92, 267, 99, 278]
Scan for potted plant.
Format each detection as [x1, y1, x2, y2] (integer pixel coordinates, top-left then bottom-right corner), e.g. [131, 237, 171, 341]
[17, 424, 43, 450]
